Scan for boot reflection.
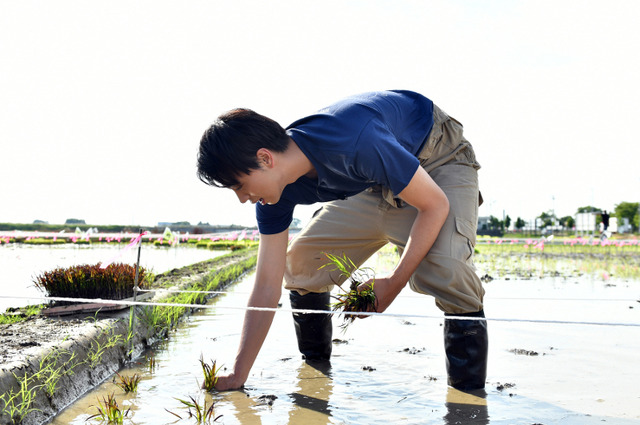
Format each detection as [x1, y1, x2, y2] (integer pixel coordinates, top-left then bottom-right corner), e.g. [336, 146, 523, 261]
[287, 359, 333, 424]
[221, 389, 264, 425]
[444, 387, 489, 425]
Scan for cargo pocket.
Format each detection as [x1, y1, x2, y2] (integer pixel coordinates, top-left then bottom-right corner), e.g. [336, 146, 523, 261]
[454, 216, 476, 262]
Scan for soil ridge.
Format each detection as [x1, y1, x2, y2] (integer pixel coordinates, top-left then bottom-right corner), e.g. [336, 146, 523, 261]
[0, 249, 257, 425]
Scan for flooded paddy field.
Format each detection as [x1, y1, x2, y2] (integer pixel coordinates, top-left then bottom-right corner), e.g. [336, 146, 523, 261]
[47, 251, 640, 425]
[0, 244, 224, 313]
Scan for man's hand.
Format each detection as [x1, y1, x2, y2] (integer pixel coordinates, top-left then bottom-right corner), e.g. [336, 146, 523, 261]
[205, 373, 244, 391]
[357, 276, 406, 315]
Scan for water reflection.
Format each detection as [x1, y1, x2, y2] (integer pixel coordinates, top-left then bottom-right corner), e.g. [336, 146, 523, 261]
[218, 390, 264, 425]
[287, 360, 333, 424]
[444, 387, 489, 424]
[219, 360, 333, 425]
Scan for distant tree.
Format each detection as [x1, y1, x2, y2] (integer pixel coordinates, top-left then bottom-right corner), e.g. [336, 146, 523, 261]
[515, 217, 526, 230]
[289, 218, 302, 229]
[33, 219, 48, 224]
[504, 215, 511, 230]
[614, 202, 640, 231]
[576, 206, 599, 213]
[172, 221, 191, 226]
[538, 212, 554, 228]
[488, 215, 501, 230]
[65, 218, 86, 225]
[559, 215, 575, 229]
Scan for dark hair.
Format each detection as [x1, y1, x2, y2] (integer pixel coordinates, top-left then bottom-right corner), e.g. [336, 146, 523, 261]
[197, 108, 289, 188]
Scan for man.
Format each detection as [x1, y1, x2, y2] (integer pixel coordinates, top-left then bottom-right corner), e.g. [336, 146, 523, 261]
[197, 90, 488, 391]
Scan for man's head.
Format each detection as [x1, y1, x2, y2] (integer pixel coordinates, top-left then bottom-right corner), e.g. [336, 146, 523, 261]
[197, 108, 290, 189]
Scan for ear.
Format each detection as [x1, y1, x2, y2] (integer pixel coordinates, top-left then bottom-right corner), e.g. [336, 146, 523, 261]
[256, 148, 275, 168]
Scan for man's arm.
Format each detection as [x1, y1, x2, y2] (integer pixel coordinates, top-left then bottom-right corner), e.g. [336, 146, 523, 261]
[214, 229, 289, 390]
[360, 166, 449, 312]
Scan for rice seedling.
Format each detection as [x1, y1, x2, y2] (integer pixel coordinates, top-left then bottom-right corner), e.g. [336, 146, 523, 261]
[320, 253, 377, 331]
[199, 356, 221, 392]
[135, 305, 170, 340]
[0, 372, 40, 423]
[0, 342, 82, 422]
[147, 356, 158, 373]
[114, 373, 141, 394]
[85, 327, 123, 368]
[38, 345, 79, 399]
[144, 251, 258, 336]
[87, 393, 130, 424]
[166, 395, 222, 423]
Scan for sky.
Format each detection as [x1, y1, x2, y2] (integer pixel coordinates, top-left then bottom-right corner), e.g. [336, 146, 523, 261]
[1, 0, 639, 229]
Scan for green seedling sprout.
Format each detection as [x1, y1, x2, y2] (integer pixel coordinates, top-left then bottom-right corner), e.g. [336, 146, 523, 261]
[319, 252, 377, 331]
[0, 372, 40, 423]
[86, 393, 130, 424]
[199, 355, 222, 392]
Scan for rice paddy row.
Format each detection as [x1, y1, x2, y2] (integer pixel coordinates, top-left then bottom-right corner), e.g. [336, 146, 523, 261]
[474, 239, 640, 281]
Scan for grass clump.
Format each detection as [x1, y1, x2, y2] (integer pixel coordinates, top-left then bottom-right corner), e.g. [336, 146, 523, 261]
[33, 263, 151, 301]
[0, 304, 44, 325]
[320, 253, 377, 331]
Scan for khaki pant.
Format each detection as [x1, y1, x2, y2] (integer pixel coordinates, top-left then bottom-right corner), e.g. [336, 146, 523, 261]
[284, 105, 484, 314]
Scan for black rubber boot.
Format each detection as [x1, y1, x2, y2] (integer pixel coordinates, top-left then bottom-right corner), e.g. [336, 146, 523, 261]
[289, 291, 333, 360]
[444, 309, 488, 391]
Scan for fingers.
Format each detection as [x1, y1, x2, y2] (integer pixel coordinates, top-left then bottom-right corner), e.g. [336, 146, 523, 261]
[356, 278, 375, 292]
[210, 374, 245, 391]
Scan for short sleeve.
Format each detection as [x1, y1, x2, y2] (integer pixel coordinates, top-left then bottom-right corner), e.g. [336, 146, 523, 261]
[355, 119, 420, 196]
[256, 200, 294, 234]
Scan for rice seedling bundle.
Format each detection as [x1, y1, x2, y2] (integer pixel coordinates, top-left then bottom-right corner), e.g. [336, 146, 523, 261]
[33, 263, 150, 300]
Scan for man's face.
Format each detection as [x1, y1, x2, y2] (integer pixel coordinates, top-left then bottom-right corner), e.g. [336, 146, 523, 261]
[231, 166, 282, 206]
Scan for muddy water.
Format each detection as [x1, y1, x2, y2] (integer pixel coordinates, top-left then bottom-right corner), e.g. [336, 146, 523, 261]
[50, 253, 640, 424]
[0, 244, 224, 313]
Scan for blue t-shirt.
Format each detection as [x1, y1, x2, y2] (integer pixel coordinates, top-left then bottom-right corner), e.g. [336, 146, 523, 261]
[256, 90, 434, 234]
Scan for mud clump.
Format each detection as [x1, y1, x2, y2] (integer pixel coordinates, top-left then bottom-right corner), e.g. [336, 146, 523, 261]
[508, 348, 539, 356]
